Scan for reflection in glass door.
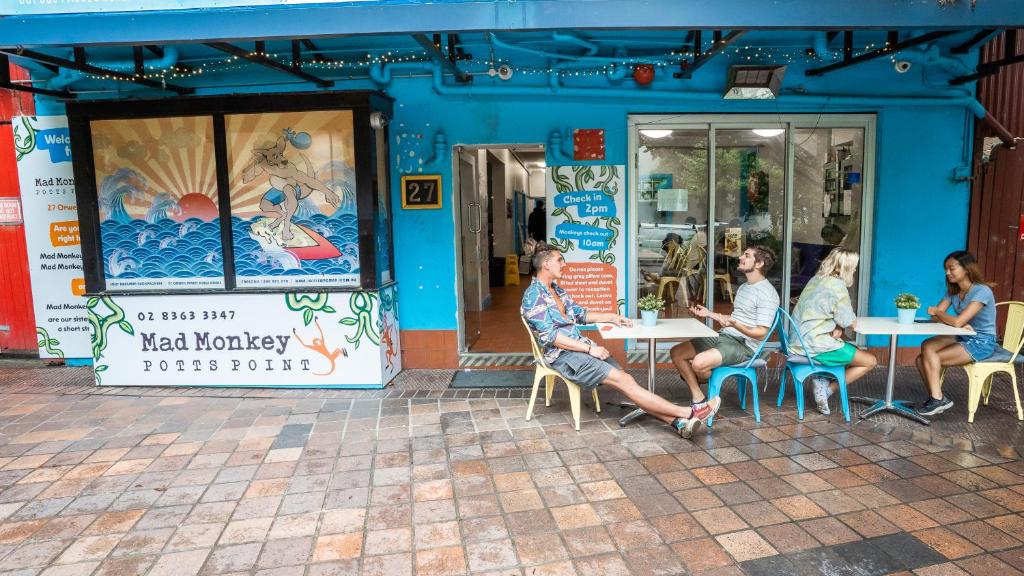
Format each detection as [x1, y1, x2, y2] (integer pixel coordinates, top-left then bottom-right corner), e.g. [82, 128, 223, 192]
[712, 128, 787, 314]
[635, 128, 709, 319]
[789, 127, 866, 309]
[631, 115, 873, 332]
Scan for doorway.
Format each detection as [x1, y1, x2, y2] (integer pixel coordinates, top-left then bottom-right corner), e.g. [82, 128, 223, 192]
[455, 145, 546, 357]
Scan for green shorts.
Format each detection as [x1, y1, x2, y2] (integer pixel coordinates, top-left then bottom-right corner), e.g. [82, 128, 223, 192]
[813, 343, 857, 366]
[692, 333, 754, 367]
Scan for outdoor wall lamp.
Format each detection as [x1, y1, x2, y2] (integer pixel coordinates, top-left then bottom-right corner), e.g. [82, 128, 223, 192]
[723, 65, 786, 99]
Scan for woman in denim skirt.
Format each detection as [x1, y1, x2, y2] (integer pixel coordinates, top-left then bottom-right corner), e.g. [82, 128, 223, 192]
[915, 251, 998, 417]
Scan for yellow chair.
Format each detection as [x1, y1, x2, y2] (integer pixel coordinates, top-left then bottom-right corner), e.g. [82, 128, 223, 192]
[655, 242, 688, 303]
[938, 301, 1024, 423]
[521, 316, 601, 431]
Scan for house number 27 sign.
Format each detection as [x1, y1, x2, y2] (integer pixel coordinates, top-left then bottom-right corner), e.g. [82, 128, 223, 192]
[401, 175, 442, 209]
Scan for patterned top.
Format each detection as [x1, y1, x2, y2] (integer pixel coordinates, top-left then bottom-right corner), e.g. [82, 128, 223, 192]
[521, 277, 592, 363]
[788, 275, 857, 356]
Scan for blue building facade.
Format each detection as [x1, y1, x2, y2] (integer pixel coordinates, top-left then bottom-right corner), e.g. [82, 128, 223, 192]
[3, 1, 1022, 376]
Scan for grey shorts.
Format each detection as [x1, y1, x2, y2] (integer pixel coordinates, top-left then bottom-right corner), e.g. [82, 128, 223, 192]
[692, 333, 754, 367]
[550, 352, 622, 391]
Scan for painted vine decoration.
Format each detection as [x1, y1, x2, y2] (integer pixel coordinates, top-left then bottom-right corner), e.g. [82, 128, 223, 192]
[36, 327, 64, 359]
[285, 293, 336, 326]
[339, 291, 380, 348]
[14, 117, 37, 162]
[86, 296, 133, 383]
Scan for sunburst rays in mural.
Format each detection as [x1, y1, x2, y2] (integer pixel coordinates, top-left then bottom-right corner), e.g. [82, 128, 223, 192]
[226, 110, 356, 217]
[91, 116, 219, 223]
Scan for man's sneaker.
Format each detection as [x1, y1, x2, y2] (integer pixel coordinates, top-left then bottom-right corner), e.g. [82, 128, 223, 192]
[679, 418, 702, 439]
[917, 396, 954, 417]
[812, 377, 832, 416]
[690, 396, 721, 426]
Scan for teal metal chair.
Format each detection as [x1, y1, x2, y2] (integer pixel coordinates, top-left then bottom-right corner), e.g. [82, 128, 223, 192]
[776, 308, 851, 422]
[706, 309, 780, 427]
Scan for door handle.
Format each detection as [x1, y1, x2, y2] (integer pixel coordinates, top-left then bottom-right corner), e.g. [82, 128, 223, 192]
[469, 202, 482, 233]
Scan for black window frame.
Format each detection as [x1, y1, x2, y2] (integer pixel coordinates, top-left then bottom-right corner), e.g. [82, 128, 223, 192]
[67, 90, 394, 295]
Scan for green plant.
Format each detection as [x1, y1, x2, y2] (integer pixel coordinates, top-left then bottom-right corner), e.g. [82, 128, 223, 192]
[638, 294, 665, 312]
[894, 293, 921, 310]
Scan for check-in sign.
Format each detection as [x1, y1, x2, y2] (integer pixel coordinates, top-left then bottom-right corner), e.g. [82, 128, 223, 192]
[0, 198, 22, 225]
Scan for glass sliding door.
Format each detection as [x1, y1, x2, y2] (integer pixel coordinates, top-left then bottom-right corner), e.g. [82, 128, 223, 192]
[635, 128, 710, 319]
[789, 127, 866, 309]
[631, 114, 874, 341]
[711, 128, 787, 313]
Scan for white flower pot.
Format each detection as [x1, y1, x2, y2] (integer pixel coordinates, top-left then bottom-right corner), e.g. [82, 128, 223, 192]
[640, 310, 658, 327]
[897, 307, 917, 325]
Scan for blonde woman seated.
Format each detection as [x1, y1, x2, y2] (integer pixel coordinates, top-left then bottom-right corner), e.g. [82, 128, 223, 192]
[789, 248, 878, 414]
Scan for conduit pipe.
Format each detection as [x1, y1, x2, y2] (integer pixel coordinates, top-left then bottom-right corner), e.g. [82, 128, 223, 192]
[370, 60, 1002, 141]
[40, 46, 180, 91]
[551, 32, 599, 55]
[488, 32, 669, 66]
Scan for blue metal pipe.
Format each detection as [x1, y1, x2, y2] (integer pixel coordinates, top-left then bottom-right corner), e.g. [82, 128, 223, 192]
[39, 46, 181, 91]
[551, 32, 598, 55]
[373, 60, 988, 119]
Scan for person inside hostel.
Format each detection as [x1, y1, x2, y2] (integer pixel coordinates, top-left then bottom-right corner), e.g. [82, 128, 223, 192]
[528, 200, 547, 243]
[914, 250, 997, 417]
[669, 246, 780, 408]
[787, 248, 878, 415]
[522, 243, 721, 438]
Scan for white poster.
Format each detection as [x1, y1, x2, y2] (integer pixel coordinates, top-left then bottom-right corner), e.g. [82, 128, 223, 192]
[90, 286, 400, 388]
[546, 165, 626, 315]
[13, 115, 91, 359]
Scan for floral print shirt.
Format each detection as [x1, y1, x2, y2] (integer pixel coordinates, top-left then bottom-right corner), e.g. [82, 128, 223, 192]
[521, 277, 592, 363]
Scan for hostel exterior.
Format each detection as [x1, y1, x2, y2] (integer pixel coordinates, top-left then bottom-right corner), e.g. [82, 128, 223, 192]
[1, 0, 1022, 386]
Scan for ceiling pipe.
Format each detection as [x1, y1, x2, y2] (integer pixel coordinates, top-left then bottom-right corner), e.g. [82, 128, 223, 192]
[39, 46, 180, 91]
[551, 32, 599, 55]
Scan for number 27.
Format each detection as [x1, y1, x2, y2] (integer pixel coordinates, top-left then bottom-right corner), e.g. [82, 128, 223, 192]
[409, 181, 436, 203]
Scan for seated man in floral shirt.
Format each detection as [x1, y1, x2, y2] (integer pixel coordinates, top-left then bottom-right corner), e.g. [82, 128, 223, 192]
[522, 244, 720, 438]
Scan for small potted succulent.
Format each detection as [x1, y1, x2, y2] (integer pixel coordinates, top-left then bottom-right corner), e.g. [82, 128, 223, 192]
[638, 294, 665, 327]
[894, 292, 921, 325]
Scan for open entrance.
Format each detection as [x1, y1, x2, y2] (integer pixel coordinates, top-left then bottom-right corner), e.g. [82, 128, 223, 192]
[455, 145, 545, 359]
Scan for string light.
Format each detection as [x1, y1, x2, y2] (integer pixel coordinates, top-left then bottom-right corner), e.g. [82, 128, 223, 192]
[77, 39, 917, 86]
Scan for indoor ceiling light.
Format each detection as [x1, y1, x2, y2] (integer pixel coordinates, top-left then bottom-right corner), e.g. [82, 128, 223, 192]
[641, 129, 672, 139]
[752, 129, 785, 137]
[723, 65, 786, 99]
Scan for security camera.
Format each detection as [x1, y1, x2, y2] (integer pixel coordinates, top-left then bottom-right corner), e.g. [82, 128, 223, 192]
[370, 111, 389, 130]
[497, 64, 513, 81]
[894, 60, 912, 74]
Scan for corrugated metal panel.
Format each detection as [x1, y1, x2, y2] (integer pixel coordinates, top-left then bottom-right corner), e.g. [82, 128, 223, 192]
[977, 31, 1024, 137]
[0, 64, 38, 352]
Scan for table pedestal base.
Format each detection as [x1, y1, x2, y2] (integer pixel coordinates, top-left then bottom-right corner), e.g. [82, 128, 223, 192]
[618, 407, 646, 426]
[849, 396, 930, 425]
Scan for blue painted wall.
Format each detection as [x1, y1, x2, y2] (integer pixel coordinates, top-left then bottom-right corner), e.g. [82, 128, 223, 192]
[384, 78, 974, 345]
[27, 38, 979, 348]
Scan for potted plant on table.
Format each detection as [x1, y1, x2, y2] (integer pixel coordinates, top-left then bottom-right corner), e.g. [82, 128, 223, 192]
[894, 292, 921, 325]
[638, 294, 665, 327]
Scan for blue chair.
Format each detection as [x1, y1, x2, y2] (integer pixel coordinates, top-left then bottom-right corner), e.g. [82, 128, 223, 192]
[706, 309, 780, 427]
[776, 307, 851, 422]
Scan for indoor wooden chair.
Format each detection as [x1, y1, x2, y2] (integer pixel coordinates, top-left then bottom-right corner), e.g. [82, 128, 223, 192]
[521, 316, 601, 431]
[938, 301, 1024, 423]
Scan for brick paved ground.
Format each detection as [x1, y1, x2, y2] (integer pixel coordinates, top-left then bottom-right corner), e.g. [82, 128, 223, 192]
[0, 363, 1022, 575]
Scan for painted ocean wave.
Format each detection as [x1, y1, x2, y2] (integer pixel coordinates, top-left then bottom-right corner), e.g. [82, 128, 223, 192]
[231, 213, 360, 277]
[101, 217, 224, 279]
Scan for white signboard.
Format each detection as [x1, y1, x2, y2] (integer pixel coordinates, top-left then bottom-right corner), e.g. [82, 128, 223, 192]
[0, 198, 23, 224]
[546, 165, 626, 315]
[13, 115, 91, 359]
[89, 286, 400, 388]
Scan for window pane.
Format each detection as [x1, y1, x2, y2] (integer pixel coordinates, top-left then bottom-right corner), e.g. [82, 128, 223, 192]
[790, 128, 865, 309]
[713, 128, 787, 311]
[226, 110, 359, 288]
[636, 128, 709, 319]
[92, 116, 223, 291]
